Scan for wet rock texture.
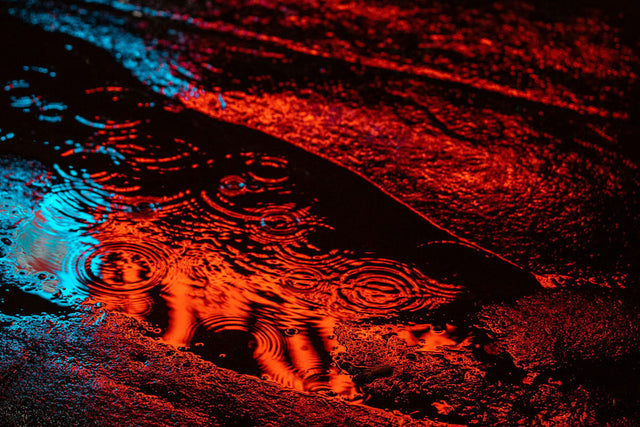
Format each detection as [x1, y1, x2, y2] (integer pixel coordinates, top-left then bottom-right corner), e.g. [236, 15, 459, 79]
[334, 288, 640, 425]
[0, 310, 430, 426]
[0, 0, 639, 425]
[2, 294, 639, 426]
[4, 0, 639, 287]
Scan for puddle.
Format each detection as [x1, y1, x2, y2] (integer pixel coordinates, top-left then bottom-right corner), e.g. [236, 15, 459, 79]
[0, 0, 638, 424]
[0, 6, 543, 401]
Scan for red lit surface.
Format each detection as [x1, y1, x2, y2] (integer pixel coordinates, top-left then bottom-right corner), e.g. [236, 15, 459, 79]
[0, 0, 639, 425]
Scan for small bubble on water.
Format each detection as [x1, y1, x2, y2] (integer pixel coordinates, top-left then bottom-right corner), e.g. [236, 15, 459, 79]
[283, 327, 299, 337]
[1, 238, 11, 245]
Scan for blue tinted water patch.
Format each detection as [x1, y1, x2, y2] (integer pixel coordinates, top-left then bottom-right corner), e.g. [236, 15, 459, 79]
[9, 97, 33, 109]
[41, 102, 67, 112]
[0, 132, 15, 142]
[8, 95, 66, 122]
[52, 163, 127, 217]
[7, 1, 199, 100]
[22, 65, 57, 78]
[0, 6, 548, 399]
[3, 80, 29, 91]
[38, 115, 63, 123]
[0, 158, 103, 306]
[5, 72, 68, 122]
[74, 115, 106, 129]
[79, 0, 167, 17]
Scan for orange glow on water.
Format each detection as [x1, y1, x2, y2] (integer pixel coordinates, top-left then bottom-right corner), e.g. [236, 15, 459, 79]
[5, 134, 478, 399]
[2, 1, 638, 421]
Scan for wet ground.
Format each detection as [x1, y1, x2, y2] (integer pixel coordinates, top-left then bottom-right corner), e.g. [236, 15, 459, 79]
[0, 0, 639, 425]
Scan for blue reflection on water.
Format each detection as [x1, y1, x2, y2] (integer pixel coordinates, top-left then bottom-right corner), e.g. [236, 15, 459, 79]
[8, 1, 197, 100]
[0, 159, 104, 305]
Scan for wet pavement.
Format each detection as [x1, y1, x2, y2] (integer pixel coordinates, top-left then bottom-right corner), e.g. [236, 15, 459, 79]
[0, 0, 639, 425]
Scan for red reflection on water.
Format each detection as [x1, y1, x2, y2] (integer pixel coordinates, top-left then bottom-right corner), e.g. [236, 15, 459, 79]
[10, 166, 463, 400]
[5, 1, 636, 415]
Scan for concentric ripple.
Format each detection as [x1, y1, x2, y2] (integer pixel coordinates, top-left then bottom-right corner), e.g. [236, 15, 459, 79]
[201, 182, 263, 222]
[273, 244, 349, 271]
[253, 321, 288, 363]
[68, 87, 202, 176]
[281, 267, 325, 294]
[73, 86, 150, 130]
[252, 321, 298, 387]
[202, 178, 316, 245]
[275, 267, 335, 309]
[121, 135, 201, 176]
[72, 239, 171, 298]
[335, 259, 462, 315]
[46, 180, 122, 224]
[202, 174, 293, 219]
[249, 207, 309, 244]
[4, 66, 67, 124]
[218, 175, 250, 198]
[246, 155, 290, 185]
